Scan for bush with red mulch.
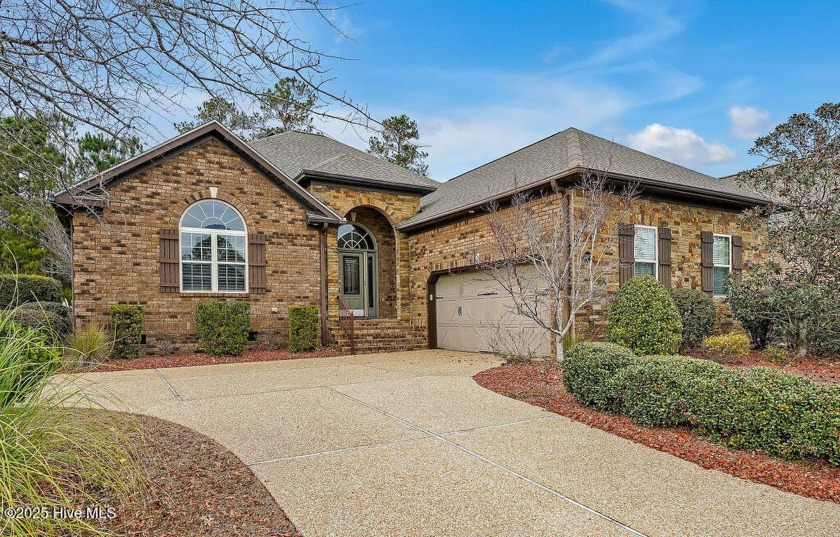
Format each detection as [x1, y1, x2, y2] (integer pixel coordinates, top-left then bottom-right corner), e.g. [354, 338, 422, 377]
[89, 347, 341, 372]
[474, 361, 840, 504]
[686, 349, 840, 384]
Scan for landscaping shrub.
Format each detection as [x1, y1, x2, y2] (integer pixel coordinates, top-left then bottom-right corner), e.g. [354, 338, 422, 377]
[611, 356, 726, 427]
[561, 343, 840, 464]
[702, 332, 750, 362]
[0, 316, 60, 408]
[288, 306, 319, 352]
[0, 274, 62, 308]
[65, 326, 113, 370]
[669, 287, 716, 349]
[766, 344, 792, 365]
[109, 304, 145, 360]
[562, 342, 639, 411]
[7, 302, 71, 343]
[0, 315, 140, 536]
[606, 276, 682, 355]
[692, 367, 840, 463]
[727, 279, 775, 349]
[196, 301, 251, 355]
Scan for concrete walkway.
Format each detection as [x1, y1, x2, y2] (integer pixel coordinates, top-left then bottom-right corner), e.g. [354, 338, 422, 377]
[63, 350, 840, 536]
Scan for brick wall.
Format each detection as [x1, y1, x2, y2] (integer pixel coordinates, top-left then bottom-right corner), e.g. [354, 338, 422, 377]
[407, 189, 764, 345]
[71, 138, 322, 353]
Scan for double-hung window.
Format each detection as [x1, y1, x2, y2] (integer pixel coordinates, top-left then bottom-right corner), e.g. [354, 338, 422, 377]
[180, 200, 248, 293]
[633, 225, 658, 278]
[712, 234, 731, 296]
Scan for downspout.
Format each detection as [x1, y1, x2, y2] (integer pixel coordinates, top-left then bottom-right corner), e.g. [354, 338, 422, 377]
[319, 223, 329, 346]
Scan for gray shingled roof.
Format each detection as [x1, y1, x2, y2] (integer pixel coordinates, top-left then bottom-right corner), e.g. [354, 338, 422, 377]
[399, 128, 770, 228]
[249, 131, 438, 192]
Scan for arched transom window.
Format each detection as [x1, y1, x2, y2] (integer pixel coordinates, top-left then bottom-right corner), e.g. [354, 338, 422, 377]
[180, 200, 247, 292]
[337, 224, 375, 250]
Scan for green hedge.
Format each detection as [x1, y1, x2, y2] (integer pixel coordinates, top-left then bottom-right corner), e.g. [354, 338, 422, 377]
[109, 304, 145, 359]
[0, 274, 63, 308]
[6, 302, 71, 343]
[562, 342, 638, 412]
[288, 306, 319, 352]
[670, 287, 717, 349]
[606, 276, 682, 355]
[562, 342, 840, 464]
[196, 301, 250, 356]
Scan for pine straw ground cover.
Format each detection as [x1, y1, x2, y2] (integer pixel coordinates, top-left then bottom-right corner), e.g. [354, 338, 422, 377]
[91, 347, 341, 372]
[474, 361, 840, 503]
[83, 410, 300, 536]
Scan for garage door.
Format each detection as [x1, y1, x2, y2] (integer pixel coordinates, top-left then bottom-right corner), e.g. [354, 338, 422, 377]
[434, 269, 551, 356]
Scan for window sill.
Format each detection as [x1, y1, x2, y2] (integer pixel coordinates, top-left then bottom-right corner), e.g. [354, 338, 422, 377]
[179, 292, 251, 298]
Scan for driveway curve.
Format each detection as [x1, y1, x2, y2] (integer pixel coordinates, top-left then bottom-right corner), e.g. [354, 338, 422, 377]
[65, 350, 840, 536]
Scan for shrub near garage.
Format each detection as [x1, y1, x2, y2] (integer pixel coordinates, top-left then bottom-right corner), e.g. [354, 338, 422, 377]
[561, 342, 840, 465]
[196, 301, 250, 355]
[669, 287, 716, 349]
[562, 342, 638, 412]
[611, 355, 728, 427]
[288, 306, 319, 352]
[606, 276, 682, 355]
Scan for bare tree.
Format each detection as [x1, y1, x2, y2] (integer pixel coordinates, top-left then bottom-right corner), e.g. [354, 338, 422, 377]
[0, 0, 372, 194]
[481, 171, 636, 361]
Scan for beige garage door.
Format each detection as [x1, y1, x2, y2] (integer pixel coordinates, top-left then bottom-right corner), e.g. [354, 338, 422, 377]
[435, 269, 551, 356]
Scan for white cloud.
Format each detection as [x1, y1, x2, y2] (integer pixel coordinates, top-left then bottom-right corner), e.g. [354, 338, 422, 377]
[727, 105, 770, 140]
[628, 124, 736, 166]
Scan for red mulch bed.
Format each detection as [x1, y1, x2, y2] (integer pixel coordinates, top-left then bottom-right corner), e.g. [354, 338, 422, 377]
[90, 347, 341, 372]
[685, 349, 840, 384]
[474, 362, 840, 503]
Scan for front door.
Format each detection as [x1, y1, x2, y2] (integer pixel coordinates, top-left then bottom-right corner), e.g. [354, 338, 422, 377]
[339, 252, 377, 317]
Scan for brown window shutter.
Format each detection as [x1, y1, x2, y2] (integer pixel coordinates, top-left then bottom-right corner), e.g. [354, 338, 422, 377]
[732, 235, 744, 281]
[248, 233, 267, 293]
[658, 227, 672, 287]
[159, 229, 180, 293]
[618, 224, 635, 286]
[700, 231, 714, 295]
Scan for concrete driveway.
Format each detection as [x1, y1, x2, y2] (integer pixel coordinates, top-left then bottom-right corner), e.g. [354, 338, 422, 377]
[64, 350, 840, 536]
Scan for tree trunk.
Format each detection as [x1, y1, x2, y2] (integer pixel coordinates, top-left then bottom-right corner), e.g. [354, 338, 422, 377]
[798, 325, 808, 357]
[555, 333, 565, 362]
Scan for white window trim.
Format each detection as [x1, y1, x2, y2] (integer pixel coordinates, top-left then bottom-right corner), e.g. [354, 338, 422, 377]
[712, 233, 732, 297]
[633, 225, 658, 280]
[179, 202, 248, 294]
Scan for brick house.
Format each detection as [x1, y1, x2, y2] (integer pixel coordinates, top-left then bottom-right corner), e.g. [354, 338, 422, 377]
[54, 122, 768, 355]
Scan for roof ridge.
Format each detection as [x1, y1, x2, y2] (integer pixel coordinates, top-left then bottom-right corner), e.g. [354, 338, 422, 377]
[566, 128, 583, 168]
[575, 129, 719, 180]
[441, 127, 576, 184]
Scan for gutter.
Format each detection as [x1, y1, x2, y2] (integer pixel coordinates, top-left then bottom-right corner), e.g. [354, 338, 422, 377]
[296, 170, 438, 195]
[398, 167, 772, 232]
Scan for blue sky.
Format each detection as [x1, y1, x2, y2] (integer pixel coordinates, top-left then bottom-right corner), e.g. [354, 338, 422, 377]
[174, 1, 840, 181]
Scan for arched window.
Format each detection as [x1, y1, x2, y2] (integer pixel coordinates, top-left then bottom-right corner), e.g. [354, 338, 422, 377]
[337, 224, 376, 250]
[180, 200, 247, 292]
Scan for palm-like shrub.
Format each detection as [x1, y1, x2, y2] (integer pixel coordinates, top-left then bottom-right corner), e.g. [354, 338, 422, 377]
[64, 326, 114, 370]
[606, 276, 682, 355]
[0, 315, 140, 536]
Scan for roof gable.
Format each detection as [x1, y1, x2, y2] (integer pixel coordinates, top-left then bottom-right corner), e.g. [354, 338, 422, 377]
[399, 127, 770, 230]
[53, 122, 343, 223]
[249, 131, 439, 194]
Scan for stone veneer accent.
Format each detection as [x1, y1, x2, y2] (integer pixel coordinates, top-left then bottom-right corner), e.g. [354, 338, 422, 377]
[71, 138, 322, 353]
[406, 188, 763, 348]
[305, 183, 423, 322]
